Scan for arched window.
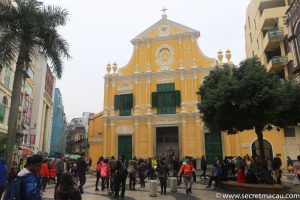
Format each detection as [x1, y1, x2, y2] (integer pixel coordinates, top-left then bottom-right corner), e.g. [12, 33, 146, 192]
[4, 65, 10, 87]
[251, 139, 273, 161]
[0, 96, 7, 123]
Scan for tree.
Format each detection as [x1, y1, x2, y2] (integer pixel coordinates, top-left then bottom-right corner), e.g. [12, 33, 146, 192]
[198, 58, 300, 160]
[0, 0, 70, 169]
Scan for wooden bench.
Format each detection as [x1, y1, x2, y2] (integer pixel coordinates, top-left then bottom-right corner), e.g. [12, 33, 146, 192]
[221, 181, 287, 193]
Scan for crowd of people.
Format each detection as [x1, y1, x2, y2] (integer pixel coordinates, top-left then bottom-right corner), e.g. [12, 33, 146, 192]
[206, 154, 300, 188]
[0, 153, 91, 200]
[0, 153, 300, 199]
[92, 154, 199, 197]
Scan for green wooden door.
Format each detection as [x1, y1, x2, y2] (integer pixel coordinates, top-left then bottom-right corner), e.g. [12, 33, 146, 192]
[118, 135, 132, 161]
[205, 132, 223, 165]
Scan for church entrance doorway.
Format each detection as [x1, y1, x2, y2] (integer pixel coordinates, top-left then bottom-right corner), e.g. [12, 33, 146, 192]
[156, 127, 179, 158]
[118, 135, 132, 161]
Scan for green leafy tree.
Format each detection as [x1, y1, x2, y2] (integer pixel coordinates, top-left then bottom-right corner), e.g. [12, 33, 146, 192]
[0, 0, 70, 168]
[198, 58, 300, 159]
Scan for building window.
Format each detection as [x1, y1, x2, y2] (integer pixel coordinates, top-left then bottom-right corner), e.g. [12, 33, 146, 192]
[250, 33, 253, 43]
[4, 65, 10, 87]
[152, 83, 181, 114]
[284, 127, 295, 137]
[248, 17, 251, 29]
[114, 93, 133, 116]
[0, 96, 7, 123]
[257, 39, 259, 50]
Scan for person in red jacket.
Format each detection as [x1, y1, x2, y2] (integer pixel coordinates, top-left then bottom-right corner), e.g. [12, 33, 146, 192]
[100, 159, 111, 191]
[237, 165, 246, 183]
[179, 157, 195, 195]
[49, 161, 57, 184]
[40, 160, 50, 191]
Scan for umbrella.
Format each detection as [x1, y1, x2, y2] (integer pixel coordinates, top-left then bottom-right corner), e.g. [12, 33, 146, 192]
[66, 154, 81, 160]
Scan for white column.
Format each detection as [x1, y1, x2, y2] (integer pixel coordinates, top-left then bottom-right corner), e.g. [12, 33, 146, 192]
[191, 36, 197, 68]
[134, 77, 139, 115]
[134, 118, 139, 157]
[135, 44, 140, 73]
[180, 72, 186, 113]
[147, 42, 151, 72]
[110, 79, 116, 116]
[179, 37, 183, 69]
[103, 76, 109, 116]
[146, 77, 151, 115]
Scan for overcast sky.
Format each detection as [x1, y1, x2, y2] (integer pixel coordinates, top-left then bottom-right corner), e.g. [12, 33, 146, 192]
[42, 0, 250, 121]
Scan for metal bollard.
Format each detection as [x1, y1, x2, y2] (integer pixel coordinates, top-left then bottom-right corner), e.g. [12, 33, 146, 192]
[149, 180, 158, 197]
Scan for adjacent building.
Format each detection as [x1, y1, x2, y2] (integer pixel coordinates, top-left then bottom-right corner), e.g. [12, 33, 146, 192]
[66, 112, 93, 154]
[30, 53, 55, 155]
[15, 61, 37, 160]
[88, 112, 103, 169]
[245, 0, 299, 161]
[50, 88, 67, 156]
[286, 0, 300, 76]
[14, 51, 56, 161]
[245, 0, 293, 79]
[0, 59, 16, 158]
[285, 0, 300, 159]
[87, 13, 286, 166]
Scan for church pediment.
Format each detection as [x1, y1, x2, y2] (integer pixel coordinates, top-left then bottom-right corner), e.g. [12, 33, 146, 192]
[131, 16, 200, 44]
[117, 15, 215, 76]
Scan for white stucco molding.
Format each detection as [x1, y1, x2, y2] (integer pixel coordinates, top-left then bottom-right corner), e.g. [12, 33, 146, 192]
[118, 83, 133, 94]
[132, 32, 200, 45]
[110, 67, 212, 81]
[116, 125, 134, 134]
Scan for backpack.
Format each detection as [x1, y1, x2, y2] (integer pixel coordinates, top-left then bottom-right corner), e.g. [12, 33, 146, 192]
[3, 176, 27, 200]
[100, 163, 108, 178]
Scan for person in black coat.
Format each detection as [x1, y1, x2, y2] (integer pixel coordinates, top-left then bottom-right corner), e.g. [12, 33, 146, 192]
[272, 156, 282, 184]
[191, 157, 197, 182]
[156, 157, 169, 195]
[172, 156, 179, 177]
[200, 156, 207, 179]
[113, 155, 128, 198]
[77, 153, 88, 194]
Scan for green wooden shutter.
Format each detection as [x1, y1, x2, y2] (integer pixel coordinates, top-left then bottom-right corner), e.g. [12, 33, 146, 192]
[114, 95, 120, 110]
[0, 104, 5, 123]
[175, 90, 181, 107]
[128, 94, 133, 109]
[152, 92, 157, 108]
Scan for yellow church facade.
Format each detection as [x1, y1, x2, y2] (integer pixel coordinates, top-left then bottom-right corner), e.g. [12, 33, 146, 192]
[88, 14, 287, 168]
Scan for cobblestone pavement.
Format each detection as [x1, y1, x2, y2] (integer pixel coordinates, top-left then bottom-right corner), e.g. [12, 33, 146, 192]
[42, 174, 300, 200]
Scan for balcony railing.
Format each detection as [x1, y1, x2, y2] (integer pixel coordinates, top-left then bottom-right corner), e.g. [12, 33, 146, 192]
[271, 56, 288, 65]
[263, 27, 284, 50]
[267, 56, 288, 72]
[267, 28, 283, 41]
